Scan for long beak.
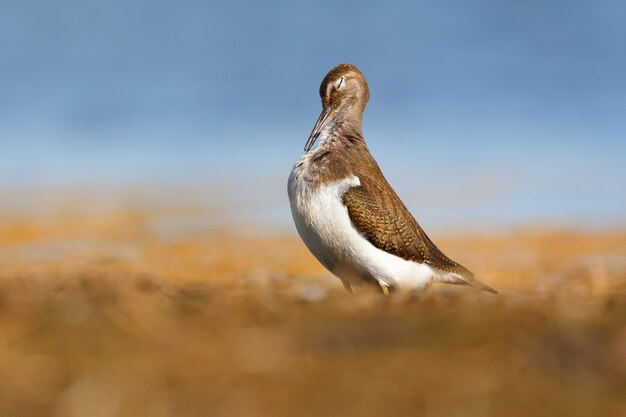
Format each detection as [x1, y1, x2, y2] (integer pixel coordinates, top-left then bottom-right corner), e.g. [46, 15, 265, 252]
[304, 106, 333, 152]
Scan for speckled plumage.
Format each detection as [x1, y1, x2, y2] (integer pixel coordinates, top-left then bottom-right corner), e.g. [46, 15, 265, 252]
[288, 64, 496, 294]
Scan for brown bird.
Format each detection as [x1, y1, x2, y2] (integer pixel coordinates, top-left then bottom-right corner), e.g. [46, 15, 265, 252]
[288, 64, 496, 294]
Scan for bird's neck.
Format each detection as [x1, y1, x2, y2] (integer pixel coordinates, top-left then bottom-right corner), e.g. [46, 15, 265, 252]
[321, 107, 366, 148]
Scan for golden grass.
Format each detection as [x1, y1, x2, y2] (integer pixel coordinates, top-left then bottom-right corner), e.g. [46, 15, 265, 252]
[1, 202, 625, 417]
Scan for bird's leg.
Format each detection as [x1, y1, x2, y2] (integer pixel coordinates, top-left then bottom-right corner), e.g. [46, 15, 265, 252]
[381, 283, 390, 296]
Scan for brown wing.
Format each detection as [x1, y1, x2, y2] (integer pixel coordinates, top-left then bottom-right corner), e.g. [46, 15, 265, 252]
[342, 169, 497, 293]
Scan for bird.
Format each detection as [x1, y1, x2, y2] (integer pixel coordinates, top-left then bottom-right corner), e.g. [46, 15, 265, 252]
[288, 64, 497, 295]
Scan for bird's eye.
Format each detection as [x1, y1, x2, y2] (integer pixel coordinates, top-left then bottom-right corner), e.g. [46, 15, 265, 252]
[335, 77, 345, 90]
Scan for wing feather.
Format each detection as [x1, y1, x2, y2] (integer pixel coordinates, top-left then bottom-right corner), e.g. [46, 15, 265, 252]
[342, 169, 496, 293]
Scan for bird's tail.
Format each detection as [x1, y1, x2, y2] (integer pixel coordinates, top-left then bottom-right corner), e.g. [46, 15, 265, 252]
[442, 265, 498, 294]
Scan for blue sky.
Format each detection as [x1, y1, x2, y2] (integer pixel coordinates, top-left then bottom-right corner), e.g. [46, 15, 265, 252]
[1, 0, 625, 229]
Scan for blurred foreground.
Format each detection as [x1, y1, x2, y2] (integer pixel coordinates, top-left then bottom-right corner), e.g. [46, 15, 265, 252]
[1, 194, 626, 417]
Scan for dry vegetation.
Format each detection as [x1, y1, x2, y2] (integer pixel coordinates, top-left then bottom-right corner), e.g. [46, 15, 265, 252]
[1, 192, 625, 417]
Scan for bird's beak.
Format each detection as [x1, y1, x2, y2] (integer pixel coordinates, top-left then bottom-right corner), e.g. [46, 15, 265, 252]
[305, 106, 333, 152]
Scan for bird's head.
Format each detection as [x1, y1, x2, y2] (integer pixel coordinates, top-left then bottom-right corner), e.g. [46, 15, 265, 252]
[305, 64, 370, 152]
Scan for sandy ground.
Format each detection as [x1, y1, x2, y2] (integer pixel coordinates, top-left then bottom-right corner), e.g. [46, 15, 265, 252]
[1, 198, 625, 417]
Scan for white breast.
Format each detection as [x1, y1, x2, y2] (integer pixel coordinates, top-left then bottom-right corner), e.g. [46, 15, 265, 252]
[288, 164, 438, 291]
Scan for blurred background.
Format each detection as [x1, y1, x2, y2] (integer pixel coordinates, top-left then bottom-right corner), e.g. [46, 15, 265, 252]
[2, 2, 626, 417]
[2, 0, 625, 232]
